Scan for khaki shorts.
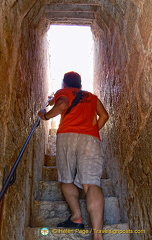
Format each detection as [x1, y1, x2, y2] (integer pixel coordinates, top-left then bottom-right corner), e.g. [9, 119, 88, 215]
[56, 133, 104, 188]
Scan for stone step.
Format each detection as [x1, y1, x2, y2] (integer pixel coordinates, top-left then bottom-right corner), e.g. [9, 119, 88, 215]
[31, 198, 120, 228]
[48, 134, 57, 141]
[42, 166, 58, 181]
[46, 135, 56, 155]
[42, 166, 107, 181]
[44, 155, 56, 166]
[26, 223, 130, 240]
[49, 128, 57, 136]
[37, 179, 114, 201]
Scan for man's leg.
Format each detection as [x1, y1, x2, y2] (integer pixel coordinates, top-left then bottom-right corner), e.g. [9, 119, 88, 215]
[61, 182, 83, 223]
[83, 184, 104, 240]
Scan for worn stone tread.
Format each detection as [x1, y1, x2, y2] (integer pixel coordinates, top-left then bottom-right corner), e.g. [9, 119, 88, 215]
[37, 179, 114, 201]
[32, 197, 120, 227]
[44, 155, 56, 166]
[42, 166, 58, 181]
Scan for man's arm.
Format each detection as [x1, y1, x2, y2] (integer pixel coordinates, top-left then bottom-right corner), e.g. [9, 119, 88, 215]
[38, 96, 69, 120]
[97, 99, 109, 130]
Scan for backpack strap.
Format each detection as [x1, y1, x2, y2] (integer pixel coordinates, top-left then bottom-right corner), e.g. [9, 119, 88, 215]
[65, 90, 83, 115]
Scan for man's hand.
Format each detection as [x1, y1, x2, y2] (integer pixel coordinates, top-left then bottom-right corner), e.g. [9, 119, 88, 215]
[38, 109, 47, 120]
[38, 96, 69, 121]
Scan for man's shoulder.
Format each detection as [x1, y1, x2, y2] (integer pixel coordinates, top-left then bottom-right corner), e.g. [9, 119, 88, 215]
[55, 88, 70, 96]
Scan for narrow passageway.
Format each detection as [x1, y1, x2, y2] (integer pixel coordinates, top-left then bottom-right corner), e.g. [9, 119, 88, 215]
[0, 1, 151, 240]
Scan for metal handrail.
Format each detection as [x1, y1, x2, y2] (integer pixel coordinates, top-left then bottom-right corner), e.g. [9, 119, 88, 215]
[0, 98, 51, 200]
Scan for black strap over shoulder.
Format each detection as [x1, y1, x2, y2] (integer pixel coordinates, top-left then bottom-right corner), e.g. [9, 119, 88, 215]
[65, 90, 83, 115]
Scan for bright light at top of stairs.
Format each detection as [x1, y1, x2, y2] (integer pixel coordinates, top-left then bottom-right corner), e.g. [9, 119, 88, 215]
[47, 25, 93, 93]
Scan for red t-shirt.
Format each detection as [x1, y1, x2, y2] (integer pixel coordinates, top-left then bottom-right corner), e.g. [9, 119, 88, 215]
[54, 88, 100, 140]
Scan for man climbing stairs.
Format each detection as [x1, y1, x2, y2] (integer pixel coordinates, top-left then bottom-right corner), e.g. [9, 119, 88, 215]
[26, 128, 130, 240]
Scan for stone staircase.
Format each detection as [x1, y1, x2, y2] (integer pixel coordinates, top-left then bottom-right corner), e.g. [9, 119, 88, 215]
[26, 129, 130, 240]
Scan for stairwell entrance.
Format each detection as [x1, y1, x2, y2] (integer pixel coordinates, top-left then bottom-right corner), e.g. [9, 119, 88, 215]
[27, 19, 130, 240]
[47, 25, 93, 92]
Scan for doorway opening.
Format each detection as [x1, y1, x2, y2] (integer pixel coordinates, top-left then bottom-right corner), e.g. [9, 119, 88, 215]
[47, 25, 94, 92]
[47, 25, 94, 128]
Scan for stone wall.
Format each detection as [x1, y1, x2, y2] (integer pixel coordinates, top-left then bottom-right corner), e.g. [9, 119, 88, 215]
[0, 1, 50, 239]
[93, 0, 152, 239]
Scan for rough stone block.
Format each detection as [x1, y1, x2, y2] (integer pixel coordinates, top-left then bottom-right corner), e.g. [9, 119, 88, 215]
[42, 166, 58, 181]
[31, 197, 120, 227]
[138, 0, 152, 47]
[37, 179, 114, 201]
[46, 4, 98, 13]
[46, 11, 95, 20]
[49, 128, 57, 135]
[44, 155, 56, 166]
[46, 135, 56, 155]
